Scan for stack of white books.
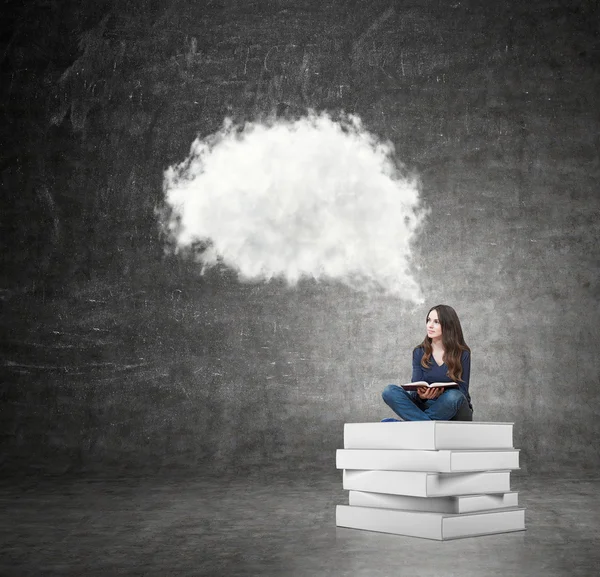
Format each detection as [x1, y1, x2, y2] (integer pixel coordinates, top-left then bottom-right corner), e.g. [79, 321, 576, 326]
[336, 421, 525, 540]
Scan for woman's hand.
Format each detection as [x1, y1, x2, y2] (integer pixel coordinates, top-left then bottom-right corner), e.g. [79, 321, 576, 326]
[417, 386, 445, 400]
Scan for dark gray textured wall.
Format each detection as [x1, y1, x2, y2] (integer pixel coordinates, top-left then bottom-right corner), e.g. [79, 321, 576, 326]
[2, 0, 600, 476]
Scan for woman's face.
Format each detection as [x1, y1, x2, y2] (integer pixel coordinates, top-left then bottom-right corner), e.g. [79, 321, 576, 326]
[426, 309, 442, 340]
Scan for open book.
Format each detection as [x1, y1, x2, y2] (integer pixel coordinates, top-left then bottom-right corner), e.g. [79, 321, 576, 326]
[401, 381, 458, 391]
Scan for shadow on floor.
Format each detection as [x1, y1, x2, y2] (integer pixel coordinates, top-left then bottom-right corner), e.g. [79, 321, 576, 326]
[1, 470, 599, 576]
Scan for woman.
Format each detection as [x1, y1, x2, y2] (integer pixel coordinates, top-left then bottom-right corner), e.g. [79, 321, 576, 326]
[382, 304, 473, 421]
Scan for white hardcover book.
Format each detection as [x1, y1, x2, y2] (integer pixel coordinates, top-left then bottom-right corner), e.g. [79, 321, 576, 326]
[336, 505, 525, 540]
[344, 422, 513, 450]
[343, 470, 511, 497]
[348, 491, 519, 514]
[336, 449, 519, 472]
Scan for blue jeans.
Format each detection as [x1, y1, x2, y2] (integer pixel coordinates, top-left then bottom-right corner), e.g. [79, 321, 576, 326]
[382, 384, 473, 421]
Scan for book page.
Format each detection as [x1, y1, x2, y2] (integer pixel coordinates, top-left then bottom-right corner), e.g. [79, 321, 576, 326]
[401, 382, 458, 390]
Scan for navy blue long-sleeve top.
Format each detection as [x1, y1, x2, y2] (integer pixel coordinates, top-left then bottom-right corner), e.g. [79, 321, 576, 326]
[412, 347, 472, 409]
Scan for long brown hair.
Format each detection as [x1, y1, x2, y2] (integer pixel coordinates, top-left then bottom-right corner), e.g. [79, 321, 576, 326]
[415, 304, 470, 383]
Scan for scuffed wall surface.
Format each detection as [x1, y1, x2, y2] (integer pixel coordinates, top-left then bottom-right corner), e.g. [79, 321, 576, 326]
[1, 0, 599, 475]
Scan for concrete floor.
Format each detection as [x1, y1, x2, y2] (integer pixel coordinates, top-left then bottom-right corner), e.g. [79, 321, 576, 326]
[1, 470, 598, 577]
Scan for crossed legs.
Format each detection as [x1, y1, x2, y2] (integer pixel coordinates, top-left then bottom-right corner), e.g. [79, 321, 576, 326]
[382, 384, 472, 421]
